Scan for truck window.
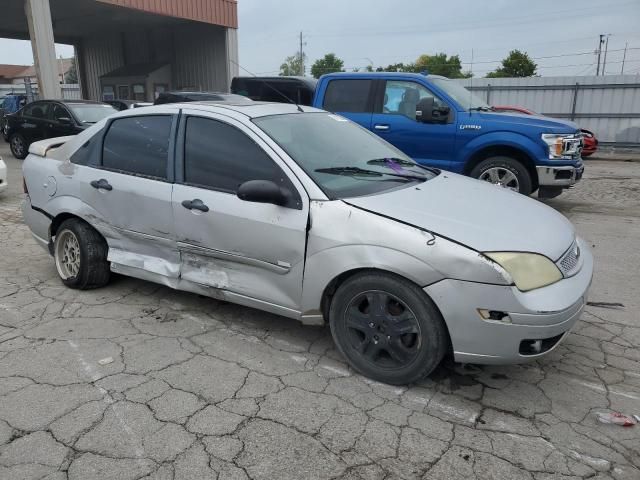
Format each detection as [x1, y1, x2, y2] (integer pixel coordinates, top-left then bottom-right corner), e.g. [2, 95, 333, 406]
[380, 81, 444, 121]
[323, 79, 373, 113]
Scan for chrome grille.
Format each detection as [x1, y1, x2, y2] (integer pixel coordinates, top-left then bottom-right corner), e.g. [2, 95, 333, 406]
[558, 240, 581, 277]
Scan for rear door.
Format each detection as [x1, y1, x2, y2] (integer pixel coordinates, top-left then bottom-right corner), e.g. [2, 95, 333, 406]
[370, 80, 456, 170]
[319, 78, 374, 129]
[172, 109, 309, 312]
[74, 110, 180, 280]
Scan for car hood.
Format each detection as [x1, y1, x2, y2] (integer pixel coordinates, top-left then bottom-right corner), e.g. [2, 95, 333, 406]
[345, 172, 575, 261]
[480, 112, 580, 133]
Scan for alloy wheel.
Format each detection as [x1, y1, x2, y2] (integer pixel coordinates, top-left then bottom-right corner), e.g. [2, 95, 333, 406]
[479, 167, 520, 191]
[11, 136, 24, 157]
[55, 230, 81, 279]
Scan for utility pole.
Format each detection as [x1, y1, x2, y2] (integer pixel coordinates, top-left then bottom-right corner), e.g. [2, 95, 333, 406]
[596, 34, 605, 75]
[602, 34, 611, 75]
[299, 31, 304, 76]
[621, 42, 628, 74]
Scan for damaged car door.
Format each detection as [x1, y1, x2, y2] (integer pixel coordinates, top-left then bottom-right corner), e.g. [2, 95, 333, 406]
[75, 112, 180, 280]
[172, 111, 308, 314]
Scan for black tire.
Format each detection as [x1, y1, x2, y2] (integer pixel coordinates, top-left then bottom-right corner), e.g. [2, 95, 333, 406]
[470, 156, 533, 195]
[1, 119, 8, 142]
[9, 133, 28, 159]
[53, 219, 110, 289]
[329, 272, 448, 385]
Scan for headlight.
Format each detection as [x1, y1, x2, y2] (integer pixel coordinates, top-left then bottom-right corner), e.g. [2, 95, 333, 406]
[484, 252, 562, 292]
[541, 133, 582, 159]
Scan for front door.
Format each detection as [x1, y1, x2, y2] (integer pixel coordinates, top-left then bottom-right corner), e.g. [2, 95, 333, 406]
[47, 103, 78, 138]
[172, 111, 309, 312]
[371, 80, 456, 170]
[75, 112, 180, 279]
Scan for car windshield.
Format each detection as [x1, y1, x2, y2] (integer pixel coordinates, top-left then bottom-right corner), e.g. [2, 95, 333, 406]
[69, 104, 118, 124]
[254, 112, 437, 199]
[430, 77, 489, 111]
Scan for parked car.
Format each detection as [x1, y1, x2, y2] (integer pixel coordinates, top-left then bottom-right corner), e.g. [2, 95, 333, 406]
[0, 157, 7, 196]
[1, 94, 28, 141]
[21, 102, 593, 385]
[4, 99, 118, 159]
[236, 72, 585, 198]
[105, 99, 153, 111]
[493, 105, 598, 157]
[154, 91, 252, 105]
[231, 76, 317, 105]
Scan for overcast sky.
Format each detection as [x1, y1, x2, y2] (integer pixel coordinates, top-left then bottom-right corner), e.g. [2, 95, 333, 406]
[1, 0, 639, 77]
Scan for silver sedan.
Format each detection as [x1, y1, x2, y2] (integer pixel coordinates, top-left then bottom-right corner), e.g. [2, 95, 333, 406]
[21, 102, 592, 384]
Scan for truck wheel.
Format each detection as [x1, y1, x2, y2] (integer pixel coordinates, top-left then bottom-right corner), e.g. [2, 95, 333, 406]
[9, 133, 28, 159]
[53, 219, 110, 289]
[329, 272, 448, 385]
[470, 156, 532, 195]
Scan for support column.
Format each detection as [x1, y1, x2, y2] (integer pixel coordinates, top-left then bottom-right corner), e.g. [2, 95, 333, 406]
[225, 28, 239, 90]
[24, 0, 61, 99]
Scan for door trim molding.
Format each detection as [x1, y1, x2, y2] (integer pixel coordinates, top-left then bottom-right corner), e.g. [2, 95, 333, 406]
[177, 242, 291, 275]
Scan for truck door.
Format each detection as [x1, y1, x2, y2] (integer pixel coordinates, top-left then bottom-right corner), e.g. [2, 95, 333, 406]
[317, 78, 374, 130]
[370, 80, 456, 171]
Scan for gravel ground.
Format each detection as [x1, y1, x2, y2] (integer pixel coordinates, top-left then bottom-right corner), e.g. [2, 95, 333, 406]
[0, 145, 639, 480]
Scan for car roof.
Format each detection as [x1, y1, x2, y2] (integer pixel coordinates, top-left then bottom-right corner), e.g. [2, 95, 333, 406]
[320, 71, 449, 81]
[126, 101, 325, 119]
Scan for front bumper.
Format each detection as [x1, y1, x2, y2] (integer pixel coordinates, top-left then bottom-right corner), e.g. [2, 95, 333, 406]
[425, 237, 593, 364]
[536, 162, 584, 187]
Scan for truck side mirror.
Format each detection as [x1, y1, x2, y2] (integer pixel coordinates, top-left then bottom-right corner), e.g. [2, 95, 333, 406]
[415, 97, 434, 123]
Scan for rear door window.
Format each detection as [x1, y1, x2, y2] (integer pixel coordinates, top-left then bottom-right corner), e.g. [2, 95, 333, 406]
[23, 102, 49, 119]
[102, 115, 172, 179]
[323, 79, 373, 113]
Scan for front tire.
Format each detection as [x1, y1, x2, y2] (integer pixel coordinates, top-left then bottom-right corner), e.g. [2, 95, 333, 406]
[54, 219, 110, 289]
[470, 156, 533, 195]
[9, 133, 28, 159]
[329, 272, 448, 385]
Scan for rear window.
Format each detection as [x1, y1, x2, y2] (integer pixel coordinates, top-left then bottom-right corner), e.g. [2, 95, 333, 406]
[102, 115, 172, 179]
[323, 79, 373, 113]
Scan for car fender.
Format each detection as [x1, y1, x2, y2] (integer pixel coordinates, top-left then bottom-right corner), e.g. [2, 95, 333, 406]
[459, 130, 544, 168]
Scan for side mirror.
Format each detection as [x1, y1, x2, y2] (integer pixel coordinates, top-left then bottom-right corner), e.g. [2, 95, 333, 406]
[415, 97, 434, 123]
[57, 117, 72, 125]
[237, 180, 290, 206]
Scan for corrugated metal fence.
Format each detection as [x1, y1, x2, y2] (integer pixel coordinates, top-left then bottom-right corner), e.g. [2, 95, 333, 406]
[458, 75, 640, 145]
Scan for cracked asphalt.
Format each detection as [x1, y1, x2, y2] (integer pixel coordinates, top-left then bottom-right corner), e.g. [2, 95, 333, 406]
[1, 143, 639, 480]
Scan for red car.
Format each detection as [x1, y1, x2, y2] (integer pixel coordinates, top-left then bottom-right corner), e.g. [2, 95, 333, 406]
[493, 105, 598, 157]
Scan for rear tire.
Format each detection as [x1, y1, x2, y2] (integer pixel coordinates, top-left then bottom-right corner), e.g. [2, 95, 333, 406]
[329, 272, 448, 385]
[470, 156, 533, 195]
[54, 219, 110, 289]
[9, 133, 27, 159]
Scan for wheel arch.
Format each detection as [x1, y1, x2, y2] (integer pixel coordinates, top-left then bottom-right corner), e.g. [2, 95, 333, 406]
[464, 144, 539, 191]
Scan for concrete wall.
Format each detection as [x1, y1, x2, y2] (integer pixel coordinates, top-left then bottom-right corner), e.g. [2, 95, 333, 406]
[458, 75, 640, 145]
[77, 23, 235, 101]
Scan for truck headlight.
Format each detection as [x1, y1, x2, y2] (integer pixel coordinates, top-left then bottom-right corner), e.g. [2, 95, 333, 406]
[541, 133, 582, 159]
[485, 252, 562, 292]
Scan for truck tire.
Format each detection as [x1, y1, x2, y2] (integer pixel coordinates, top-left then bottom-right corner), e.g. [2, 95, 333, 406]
[470, 156, 533, 195]
[329, 272, 448, 385]
[53, 219, 110, 289]
[9, 133, 28, 159]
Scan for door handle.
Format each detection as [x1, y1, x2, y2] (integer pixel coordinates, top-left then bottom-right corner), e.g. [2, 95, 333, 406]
[90, 179, 113, 191]
[374, 124, 390, 131]
[181, 198, 209, 213]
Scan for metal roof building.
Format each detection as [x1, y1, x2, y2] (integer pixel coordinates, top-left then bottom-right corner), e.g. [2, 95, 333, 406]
[0, 0, 239, 101]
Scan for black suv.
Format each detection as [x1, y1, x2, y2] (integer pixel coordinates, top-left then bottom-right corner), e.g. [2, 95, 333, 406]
[5, 100, 118, 159]
[154, 91, 251, 105]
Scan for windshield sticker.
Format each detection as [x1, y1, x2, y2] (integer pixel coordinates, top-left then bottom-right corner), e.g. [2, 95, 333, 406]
[328, 114, 348, 122]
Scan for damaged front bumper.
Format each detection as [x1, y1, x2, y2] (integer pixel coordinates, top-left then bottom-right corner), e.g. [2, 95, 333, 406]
[425, 237, 593, 364]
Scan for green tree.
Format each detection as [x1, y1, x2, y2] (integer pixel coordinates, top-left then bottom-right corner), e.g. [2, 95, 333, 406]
[64, 61, 78, 84]
[311, 53, 345, 78]
[376, 62, 416, 73]
[279, 52, 306, 76]
[486, 50, 537, 78]
[414, 53, 470, 78]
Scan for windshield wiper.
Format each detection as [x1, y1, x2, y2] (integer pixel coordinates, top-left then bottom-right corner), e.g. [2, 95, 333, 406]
[316, 165, 426, 181]
[367, 157, 417, 167]
[469, 106, 494, 112]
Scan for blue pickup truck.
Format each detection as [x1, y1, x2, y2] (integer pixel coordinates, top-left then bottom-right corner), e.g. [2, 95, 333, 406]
[232, 73, 584, 197]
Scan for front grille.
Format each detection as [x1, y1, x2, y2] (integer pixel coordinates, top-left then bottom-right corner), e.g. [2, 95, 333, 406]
[558, 240, 581, 277]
